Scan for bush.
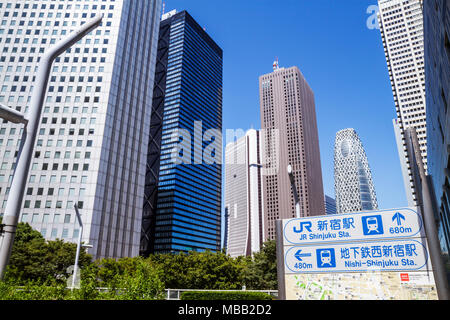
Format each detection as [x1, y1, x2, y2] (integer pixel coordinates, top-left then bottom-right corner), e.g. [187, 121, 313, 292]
[0, 258, 165, 301]
[0, 281, 69, 300]
[180, 291, 273, 300]
[109, 259, 165, 300]
[148, 250, 245, 290]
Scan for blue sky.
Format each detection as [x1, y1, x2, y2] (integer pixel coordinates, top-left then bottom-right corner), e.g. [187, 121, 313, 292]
[164, 0, 408, 210]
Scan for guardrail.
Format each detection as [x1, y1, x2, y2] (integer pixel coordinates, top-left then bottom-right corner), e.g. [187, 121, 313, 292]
[8, 286, 278, 300]
[165, 289, 279, 300]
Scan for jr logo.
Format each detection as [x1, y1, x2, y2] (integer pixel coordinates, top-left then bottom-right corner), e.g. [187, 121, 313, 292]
[293, 221, 312, 233]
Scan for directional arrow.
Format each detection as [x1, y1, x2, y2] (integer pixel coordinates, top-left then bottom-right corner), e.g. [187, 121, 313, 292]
[294, 250, 311, 262]
[392, 212, 406, 226]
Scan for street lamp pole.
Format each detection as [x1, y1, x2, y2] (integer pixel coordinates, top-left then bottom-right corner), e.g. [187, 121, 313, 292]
[0, 104, 28, 125]
[71, 204, 83, 290]
[0, 15, 102, 281]
[287, 165, 301, 218]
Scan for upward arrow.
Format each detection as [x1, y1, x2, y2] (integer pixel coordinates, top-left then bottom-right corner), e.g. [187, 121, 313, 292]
[392, 212, 406, 226]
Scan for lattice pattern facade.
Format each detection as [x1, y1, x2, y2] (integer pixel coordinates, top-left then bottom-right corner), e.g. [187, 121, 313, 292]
[334, 129, 378, 214]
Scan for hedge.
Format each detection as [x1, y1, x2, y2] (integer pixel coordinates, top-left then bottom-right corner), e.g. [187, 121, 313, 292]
[180, 291, 273, 300]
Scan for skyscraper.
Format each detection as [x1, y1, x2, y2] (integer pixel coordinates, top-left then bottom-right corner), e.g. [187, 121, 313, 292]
[259, 63, 325, 241]
[225, 129, 264, 257]
[324, 195, 337, 215]
[141, 10, 223, 255]
[423, 0, 450, 262]
[334, 129, 378, 214]
[378, 0, 426, 207]
[0, 0, 162, 259]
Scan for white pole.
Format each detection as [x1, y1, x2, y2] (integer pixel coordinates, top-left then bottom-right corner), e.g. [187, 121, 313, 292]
[72, 204, 83, 290]
[0, 104, 28, 125]
[0, 15, 102, 281]
[287, 165, 301, 218]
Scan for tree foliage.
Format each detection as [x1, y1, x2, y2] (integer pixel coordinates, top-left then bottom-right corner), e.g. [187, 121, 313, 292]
[242, 240, 278, 290]
[0, 220, 279, 299]
[148, 249, 246, 290]
[2, 221, 92, 285]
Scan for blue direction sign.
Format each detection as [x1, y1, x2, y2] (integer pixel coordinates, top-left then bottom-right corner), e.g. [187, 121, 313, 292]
[294, 250, 312, 262]
[392, 212, 406, 226]
[283, 207, 423, 245]
[284, 239, 430, 274]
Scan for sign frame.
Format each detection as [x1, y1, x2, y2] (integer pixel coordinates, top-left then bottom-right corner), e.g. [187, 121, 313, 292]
[283, 207, 424, 246]
[284, 239, 431, 274]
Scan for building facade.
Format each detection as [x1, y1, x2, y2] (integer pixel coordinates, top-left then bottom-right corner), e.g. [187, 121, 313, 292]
[324, 195, 337, 215]
[224, 129, 264, 257]
[140, 10, 223, 255]
[0, 0, 162, 259]
[393, 118, 417, 205]
[334, 129, 378, 214]
[378, 0, 426, 207]
[423, 0, 450, 261]
[259, 63, 325, 241]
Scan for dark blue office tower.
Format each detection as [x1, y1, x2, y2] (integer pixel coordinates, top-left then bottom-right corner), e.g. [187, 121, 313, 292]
[141, 10, 223, 255]
[424, 0, 450, 268]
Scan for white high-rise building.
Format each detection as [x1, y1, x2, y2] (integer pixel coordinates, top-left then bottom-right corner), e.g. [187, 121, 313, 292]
[225, 129, 264, 257]
[378, 0, 426, 207]
[334, 129, 378, 214]
[0, 0, 161, 259]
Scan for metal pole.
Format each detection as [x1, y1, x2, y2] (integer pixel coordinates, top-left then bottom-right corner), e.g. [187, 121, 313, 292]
[0, 104, 28, 125]
[405, 128, 450, 300]
[287, 165, 301, 218]
[275, 219, 286, 300]
[72, 204, 83, 290]
[0, 15, 102, 281]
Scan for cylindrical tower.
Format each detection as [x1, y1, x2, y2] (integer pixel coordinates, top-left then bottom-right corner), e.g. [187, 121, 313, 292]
[334, 128, 378, 214]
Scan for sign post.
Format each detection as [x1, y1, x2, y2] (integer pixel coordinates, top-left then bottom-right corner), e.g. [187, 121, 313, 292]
[404, 128, 450, 300]
[276, 207, 439, 300]
[276, 220, 286, 300]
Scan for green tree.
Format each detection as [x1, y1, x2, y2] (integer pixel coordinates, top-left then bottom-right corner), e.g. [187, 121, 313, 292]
[148, 252, 191, 289]
[85, 257, 165, 300]
[45, 239, 92, 282]
[1, 221, 92, 284]
[112, 258, 165, 300]
[183, 250, 245, 290]
[70, 264, 104, 300]
[149, 250, 246, 290]
[3, 221, 51, 283]
[243, 240, 278, 290]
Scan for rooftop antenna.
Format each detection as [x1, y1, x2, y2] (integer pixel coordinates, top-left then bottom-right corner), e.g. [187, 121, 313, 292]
[162, 2, 165, 16]
[273, 57, 279, 71]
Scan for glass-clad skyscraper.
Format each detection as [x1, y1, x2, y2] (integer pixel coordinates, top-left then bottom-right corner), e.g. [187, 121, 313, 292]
[141, 10, 223, 255]
[334, 129, 378, 214]
[424, 0, 450, 269]
[0, 0, 161, 260]
[324, 195, 337, 215]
